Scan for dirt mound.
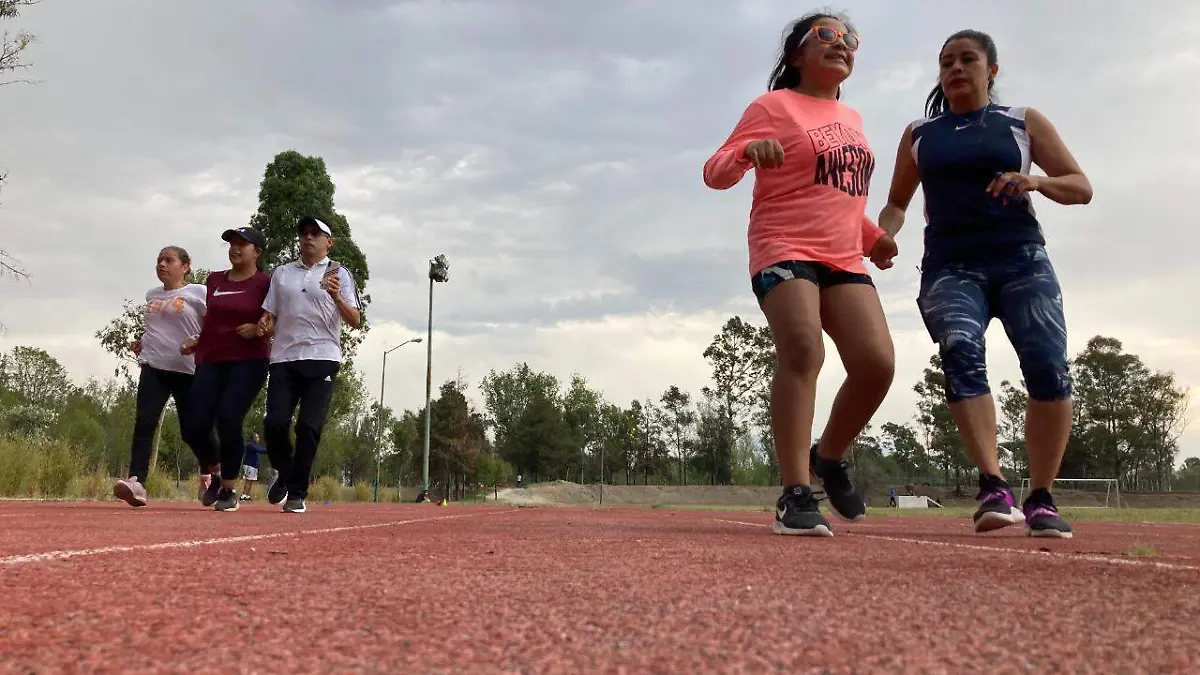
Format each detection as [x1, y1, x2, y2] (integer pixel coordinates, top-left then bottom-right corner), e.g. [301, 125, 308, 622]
[490, 481, 781, 507]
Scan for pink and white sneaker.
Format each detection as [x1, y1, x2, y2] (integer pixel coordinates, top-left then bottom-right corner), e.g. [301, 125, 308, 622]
[113, 477, 148, 508]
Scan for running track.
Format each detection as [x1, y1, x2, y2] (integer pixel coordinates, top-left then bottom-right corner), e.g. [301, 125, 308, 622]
[1, 501, 1198, 673]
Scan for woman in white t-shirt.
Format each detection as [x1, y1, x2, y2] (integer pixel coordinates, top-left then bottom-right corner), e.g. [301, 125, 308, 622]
[112, 246, 219, 508]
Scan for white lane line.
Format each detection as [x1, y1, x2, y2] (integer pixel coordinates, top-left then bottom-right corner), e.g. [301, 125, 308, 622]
[711, 518, 1200, 572]
[0, 510, 513, 568]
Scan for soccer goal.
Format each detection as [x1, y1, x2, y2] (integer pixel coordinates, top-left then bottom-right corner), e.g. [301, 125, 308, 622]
[1017, 478, 1122, 509]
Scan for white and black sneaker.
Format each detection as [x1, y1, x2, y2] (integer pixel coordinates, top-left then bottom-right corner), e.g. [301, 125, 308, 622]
[772, 485, 833, 537]
[282, 497, 306, 514]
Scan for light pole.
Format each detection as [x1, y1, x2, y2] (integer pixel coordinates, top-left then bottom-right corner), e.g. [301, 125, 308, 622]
[375, 337, 422, 502]
[423, 254, 450, 494]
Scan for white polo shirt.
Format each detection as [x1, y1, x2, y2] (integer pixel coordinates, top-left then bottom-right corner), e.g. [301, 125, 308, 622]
[262, 257, 360, 364]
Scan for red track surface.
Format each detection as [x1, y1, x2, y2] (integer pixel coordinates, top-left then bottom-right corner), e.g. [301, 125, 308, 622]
[2, 501, 1199, 673]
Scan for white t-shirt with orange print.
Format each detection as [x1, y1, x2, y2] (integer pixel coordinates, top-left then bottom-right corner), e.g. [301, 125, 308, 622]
[139, 283, 207, 375]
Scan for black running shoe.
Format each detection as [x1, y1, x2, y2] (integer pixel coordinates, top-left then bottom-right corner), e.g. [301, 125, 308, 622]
[201, 474, 223, 507]
[1023, 488, 1073, 539]
[972, 473, 1024, 533]
[267, 476, 288, 506]
[214, 487, 239, 512]
[772, 485, 832, 537]
[809, 443, 866, 521]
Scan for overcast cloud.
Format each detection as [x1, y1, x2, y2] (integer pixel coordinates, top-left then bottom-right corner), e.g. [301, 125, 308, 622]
[3, 0, 1198, 463]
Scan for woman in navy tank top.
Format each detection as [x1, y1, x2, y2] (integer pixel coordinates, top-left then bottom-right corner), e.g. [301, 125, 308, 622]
[878, 30, 1093, 538]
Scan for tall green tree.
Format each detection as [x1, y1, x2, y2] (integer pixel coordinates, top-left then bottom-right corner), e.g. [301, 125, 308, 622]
[997, 379, 1029, 476]
[479, 363, 561, 472]
[659, 385, 695, 484]
[248, 150, 372, 362]
[701, 316, 774, 484]
[562, 374, 603, 483]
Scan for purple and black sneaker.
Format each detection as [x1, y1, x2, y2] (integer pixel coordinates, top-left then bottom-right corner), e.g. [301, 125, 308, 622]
[1022, 488, 1074, 539]
[972, 474, 1024, 533]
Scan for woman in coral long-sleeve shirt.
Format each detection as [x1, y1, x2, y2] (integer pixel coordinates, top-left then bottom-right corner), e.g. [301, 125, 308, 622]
[704, 11, 898, 538]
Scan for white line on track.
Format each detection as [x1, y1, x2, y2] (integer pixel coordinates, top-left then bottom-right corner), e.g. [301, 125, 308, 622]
[711, 518, 1200, 572]
[0, 510, 512, 568]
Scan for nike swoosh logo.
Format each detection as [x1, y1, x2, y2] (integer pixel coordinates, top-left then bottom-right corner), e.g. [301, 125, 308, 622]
[955, 125, 970, 131]
[776, 507, 787, 519]
[212, 290, 243, 297]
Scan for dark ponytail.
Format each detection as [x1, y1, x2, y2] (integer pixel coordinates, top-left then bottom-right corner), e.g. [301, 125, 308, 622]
[925, 29, 999, 118]
[768, 10, 855, 97]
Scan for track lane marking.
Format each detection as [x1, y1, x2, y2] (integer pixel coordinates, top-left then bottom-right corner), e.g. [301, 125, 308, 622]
[0, 510, 515, 568]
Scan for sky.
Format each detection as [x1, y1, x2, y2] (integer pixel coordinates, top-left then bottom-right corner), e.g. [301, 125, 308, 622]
[2, 0, 1198, 466]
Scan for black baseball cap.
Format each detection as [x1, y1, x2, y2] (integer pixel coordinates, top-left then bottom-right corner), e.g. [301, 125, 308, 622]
[221, 226, 267, 249]
[297, 215, 333, 237]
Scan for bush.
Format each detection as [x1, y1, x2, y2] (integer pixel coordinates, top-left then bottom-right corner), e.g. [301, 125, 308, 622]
[144, 466, 178, 500]
[353, 480, 371, 502]
[308, 476, 341, 502]
[37, 441, 79, 497]
[0, 436, 39, 496]
[70, 469, 111, 500]
[0, 436, 85, 498]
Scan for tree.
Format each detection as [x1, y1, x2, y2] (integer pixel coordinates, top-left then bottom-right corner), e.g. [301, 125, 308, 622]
[418, 379, 488, 499]
[1130, 372, 1190, 490]
[1071, 336, 1146, 483]
[248, 150, 372, 362]
[562, 374, 603, 483]
[659, 385, 695, 484]
[2, 346, 73, 409]
[1, 0, 39, 289]
[0, 0, 37, 86]
[997, 380, 1029, 476]
[701, 316, 775, 483]
[693, 391, 737, 485]
[479, 363, 561, 472]
[913, 355, 970, 491]
[879, 421, 930, 477]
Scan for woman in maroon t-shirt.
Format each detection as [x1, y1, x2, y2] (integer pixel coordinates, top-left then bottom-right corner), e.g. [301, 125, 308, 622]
[180, 226, 273, 511]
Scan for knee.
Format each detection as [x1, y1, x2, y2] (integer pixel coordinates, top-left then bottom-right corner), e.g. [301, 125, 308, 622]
[775, 332, 824, 380]
[939, 332, 989, 401]
[1022, 358, 1072, 401]
[846, 345, 895, 393]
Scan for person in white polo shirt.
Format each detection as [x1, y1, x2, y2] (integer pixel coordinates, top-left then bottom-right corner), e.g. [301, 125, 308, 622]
[257, 215, 361, 513]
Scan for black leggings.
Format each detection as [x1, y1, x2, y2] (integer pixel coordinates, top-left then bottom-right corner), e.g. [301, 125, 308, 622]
[129, 365, 214, 483]
[182, 359, 270, 482]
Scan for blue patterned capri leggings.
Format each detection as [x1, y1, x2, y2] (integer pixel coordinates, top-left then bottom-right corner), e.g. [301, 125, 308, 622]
[916, 244, 1072, 403]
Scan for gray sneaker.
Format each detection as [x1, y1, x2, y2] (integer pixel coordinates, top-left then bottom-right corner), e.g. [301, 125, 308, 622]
[283, 497, 306, 514]
[113, 477, 148, 508]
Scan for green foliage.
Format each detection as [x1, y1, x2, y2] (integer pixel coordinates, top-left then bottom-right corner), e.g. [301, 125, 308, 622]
[700, 316, 774, 484]
[353, 480, 371, 502]
[247, 150, 372, 363]
[309, 476, 342, 502]
[143, 466, 177, 499]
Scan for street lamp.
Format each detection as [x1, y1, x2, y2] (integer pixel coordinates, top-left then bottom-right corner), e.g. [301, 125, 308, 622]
[374, 337, 422, 502]
[423, 254, 450, 495]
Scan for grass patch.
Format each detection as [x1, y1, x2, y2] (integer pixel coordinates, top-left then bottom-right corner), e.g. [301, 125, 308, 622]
[1128, 542, 1159, 557]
